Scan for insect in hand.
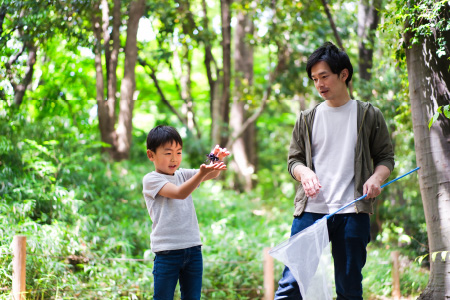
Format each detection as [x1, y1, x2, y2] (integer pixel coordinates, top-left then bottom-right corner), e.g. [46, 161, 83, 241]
[205, 152, 220, 164]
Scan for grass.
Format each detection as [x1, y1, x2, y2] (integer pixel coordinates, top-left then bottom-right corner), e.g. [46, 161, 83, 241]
[362, 245, 429, 299]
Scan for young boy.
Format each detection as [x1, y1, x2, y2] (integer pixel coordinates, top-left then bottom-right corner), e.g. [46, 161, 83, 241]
[142, 125, 230, 300]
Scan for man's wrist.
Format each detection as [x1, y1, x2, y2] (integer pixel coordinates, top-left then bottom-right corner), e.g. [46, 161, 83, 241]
[371, 173, 384, 185]
[294, 165, 304, 181]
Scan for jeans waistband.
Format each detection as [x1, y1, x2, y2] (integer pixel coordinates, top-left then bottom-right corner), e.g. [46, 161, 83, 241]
[154, 245, 201, 255]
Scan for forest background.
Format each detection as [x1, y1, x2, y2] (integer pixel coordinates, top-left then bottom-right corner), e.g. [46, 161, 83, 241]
[1, 0, 449, 299]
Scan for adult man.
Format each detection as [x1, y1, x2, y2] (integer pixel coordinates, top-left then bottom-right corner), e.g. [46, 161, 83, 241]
[274, 42, 395, 299]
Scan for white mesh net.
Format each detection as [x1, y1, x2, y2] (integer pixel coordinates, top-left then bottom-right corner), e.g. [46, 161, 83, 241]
[269, 217, 334, 299]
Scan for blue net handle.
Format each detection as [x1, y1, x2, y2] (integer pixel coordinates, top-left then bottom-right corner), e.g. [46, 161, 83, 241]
[325, 167, 420, 220]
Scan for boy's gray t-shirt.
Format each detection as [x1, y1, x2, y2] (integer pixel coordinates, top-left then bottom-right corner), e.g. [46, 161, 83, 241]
[142, 168, 201, 253]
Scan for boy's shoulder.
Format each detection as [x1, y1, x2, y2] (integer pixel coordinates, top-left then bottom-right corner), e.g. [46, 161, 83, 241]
[143, 169, 199, 182]
[143, 170, 160, 181]
[142, 170, 172, 183]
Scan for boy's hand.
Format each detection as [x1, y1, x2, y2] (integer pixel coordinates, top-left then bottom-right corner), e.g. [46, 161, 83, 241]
[199, 161, 227, 174]
[211, 145, 231, 161]
[200, 147, 229, 181]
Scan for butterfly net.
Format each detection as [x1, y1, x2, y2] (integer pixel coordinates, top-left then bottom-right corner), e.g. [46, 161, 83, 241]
[269, 217, 334, 299]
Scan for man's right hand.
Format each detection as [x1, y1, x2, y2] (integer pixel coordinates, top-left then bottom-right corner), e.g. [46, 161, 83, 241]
[294, 165, 322, 198]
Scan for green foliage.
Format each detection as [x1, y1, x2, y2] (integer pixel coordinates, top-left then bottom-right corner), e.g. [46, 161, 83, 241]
[24, 36, 97, 100]
[428, 104, 450, 128]
[362, 246, 428, 298]
[0, 0, 91, 47]
[0, 0, 433, 298]
[381, 0, 450, 57]
[2, 99, 429, 299]
[194, 183, 291, 299]
[0, 100, 289, 299]
[0, 0, 92, 99]
[0, 101, 150, 298]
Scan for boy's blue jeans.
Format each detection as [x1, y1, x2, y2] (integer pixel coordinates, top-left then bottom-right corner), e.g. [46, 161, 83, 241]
[274, 212, 370, 300]
[153, 245, 203, 300]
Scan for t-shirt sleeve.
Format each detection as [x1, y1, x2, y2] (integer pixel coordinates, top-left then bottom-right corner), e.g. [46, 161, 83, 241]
[179, 168, 199, 182]
[142, 173, 169, 199]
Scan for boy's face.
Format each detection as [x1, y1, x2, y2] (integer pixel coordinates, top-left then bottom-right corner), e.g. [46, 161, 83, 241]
[147, 142, 182, 175]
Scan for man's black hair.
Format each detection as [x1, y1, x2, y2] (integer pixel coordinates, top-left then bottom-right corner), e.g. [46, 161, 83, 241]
[146, 125, 183, 152]
[306, 41, 353, 86]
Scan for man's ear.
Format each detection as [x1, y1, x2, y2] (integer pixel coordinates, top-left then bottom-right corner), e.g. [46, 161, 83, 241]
[147, 149, 155, 161]
[339, 69, 349, 82]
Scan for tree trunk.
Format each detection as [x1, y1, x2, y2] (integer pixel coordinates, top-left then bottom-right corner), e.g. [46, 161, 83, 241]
[107, 0, 121, 102]
[116, 0, 145, 160]
[173, 0, 201, 139]
[214, 0, 232, 147]
[201, 0, 214, 99]
[0, 4, 7, 40]
[294, 94, 306, 111]
[101, 0, 111, 79]
[405, 22, 450, 300]
[92, 3, 104, 103]
[357, 0, 381, 83]
[180, 51, 197, 133]
[13, 43, 37, 106]
[200, 0, 221, 144]
[231, 9, 255, 191]
[320, 0, 354, 98]
[92, 2, 118, 157]
[211, 74, 223, 146]
[93, 0, 144, 161]
[226, 44, 290, 149]
[320, 0, 343, 50]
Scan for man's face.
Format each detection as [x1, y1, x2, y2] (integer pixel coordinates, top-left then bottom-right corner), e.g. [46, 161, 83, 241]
[310, 61, 348, 103]
[147, 142, 183, 175]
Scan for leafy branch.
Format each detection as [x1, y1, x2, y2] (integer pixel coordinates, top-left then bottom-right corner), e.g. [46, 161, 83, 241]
[415, 250, 449, 264]
[428, 104, 450, 129]
[381, 0, 450, 58]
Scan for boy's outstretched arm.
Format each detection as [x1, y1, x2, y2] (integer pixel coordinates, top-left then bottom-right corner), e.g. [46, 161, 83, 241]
[158, 162, 227, 199]
[202, 145, 231, 181]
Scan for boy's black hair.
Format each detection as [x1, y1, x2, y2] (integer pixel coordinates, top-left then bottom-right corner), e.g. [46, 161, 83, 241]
[306, 41, 353, 86]
[146, 125, 183, 152]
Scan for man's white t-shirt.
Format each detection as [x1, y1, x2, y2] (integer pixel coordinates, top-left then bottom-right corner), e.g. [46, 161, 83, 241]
[304, 100, 358, 214]
[142, 168, 202, 253]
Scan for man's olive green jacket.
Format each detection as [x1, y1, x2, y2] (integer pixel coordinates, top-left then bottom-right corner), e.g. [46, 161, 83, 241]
[288, 100, 395, 217]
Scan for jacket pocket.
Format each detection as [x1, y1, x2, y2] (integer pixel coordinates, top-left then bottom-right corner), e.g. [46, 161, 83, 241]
[294, 186, 306, 204]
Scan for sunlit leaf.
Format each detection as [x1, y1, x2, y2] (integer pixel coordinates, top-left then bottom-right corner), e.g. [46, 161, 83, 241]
[428, 112, 439, 129]
[443, 105, 450, 119]
[431, 251, 439, 262]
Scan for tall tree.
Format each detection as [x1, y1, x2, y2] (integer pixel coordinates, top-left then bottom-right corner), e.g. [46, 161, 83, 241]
[230, 8, 255, 191]
[357, 0, 385, 239]
[175, 0, 199, 137]
[403, 1, 450, 298]
[212, 0, 232, 147]
[92, 0, 146, 160]
[357, 0, 382, 82]
[320, 0, 354, 97]
[201, 0, 220, 118]
[139, 0, 205, 140]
